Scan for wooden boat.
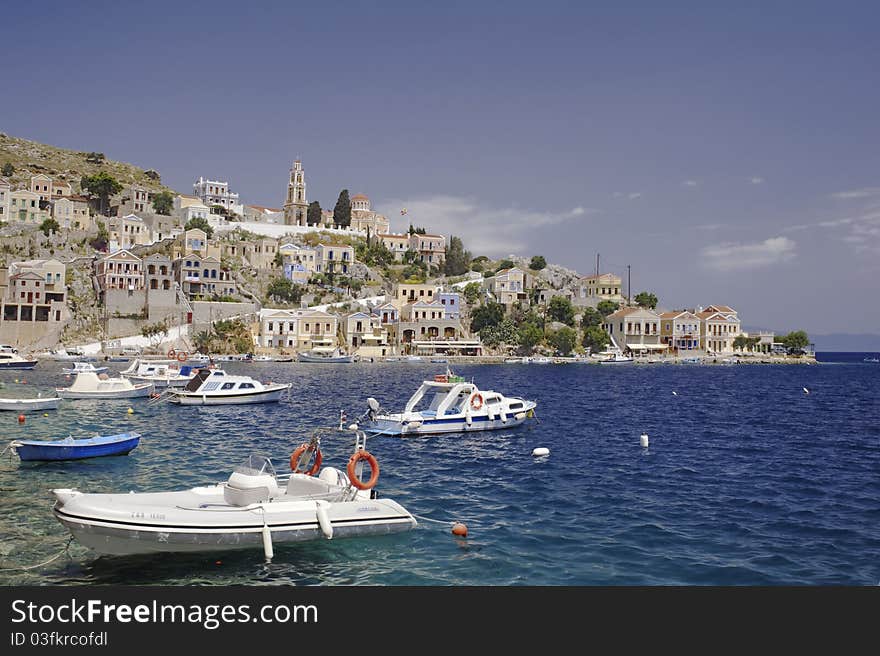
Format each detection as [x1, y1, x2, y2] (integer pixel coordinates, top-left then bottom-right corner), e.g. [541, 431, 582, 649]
[11, 432, 141, 461]
[0, 395, 62, 412]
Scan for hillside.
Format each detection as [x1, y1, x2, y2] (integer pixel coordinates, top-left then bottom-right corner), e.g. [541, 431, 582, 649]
[0, 132, 174, 194]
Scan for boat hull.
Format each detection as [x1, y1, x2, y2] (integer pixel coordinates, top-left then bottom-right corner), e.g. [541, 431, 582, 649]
[365, 403, 537, 436]
[168, 385, 289, 405]
[0, 397, 62, 411]
[123, 375, 192, 388]
[0, 360, 37, 369]
[57, 384, 154, 399]
[297, 354, 355, 363]
[14, 435, 140, 461]
[52, 494, 415, 555]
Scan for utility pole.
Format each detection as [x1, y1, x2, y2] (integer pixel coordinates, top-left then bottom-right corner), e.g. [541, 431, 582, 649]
[627, 264, 632, 305]
[596, 253, 599, 276]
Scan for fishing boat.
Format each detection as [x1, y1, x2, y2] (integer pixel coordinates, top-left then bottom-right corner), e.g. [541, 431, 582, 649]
[168, 368, 290, 405]
[11, 432, 141, 462]
[61, 361, 108, 375]
[0, 395, 62, 412]
[864, 356, 879, 363]
[297, 348, 355, 363]
[120, 359, 201, 388]
[50, 430, 415, 556]
[0, 352, 38, 369]
[56, 372, 154, 399]
[362, 370, 537, 436]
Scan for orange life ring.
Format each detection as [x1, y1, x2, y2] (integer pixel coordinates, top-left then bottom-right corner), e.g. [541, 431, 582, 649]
[290, 443, 322, 476]
[347, 450, 380, 490]
[177, 351, 188, 362]
[470, 393, 484, 410]
[167, 348, 176, 358]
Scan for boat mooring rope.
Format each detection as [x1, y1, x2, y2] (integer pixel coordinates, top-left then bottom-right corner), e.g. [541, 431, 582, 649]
[0, 537, 73, 572]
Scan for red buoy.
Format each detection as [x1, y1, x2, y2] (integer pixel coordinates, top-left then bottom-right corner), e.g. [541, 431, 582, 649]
[18, 414, 25, 423]
[451, 522, 468, 537]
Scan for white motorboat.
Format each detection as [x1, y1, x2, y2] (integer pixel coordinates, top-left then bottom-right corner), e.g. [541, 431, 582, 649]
[0, 352, 38, 369]
[362, 370, 537, 436]
[168, 368, 290, 405]
[51, 431, 416, 556]
[594, 346, 634, 364]
[56, 372, 154, 399]
[61, 362, 108, 375]
[120, 359, 201, 388]
[530, 356, 553, 364]
[298, 348, 355, 363]
[0, 395, 62, 411]
[252, 355, 274, 362]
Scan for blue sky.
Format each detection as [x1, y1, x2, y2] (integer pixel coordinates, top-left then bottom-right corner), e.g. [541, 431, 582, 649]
[3, 1, 879, 335]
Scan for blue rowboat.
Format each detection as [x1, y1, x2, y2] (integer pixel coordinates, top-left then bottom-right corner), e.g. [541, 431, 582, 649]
[11, 432, 141, 462]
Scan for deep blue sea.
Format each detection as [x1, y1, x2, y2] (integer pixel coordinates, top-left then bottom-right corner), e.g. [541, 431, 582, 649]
[1, 352, 878, 585]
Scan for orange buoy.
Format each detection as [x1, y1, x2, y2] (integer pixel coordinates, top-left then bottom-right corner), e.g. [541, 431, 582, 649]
[18, 414, 25, 423]
[451, 522, 468, 537]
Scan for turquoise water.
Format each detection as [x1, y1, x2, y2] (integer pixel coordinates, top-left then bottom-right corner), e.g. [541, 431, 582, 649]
[1, 356, 878, 585]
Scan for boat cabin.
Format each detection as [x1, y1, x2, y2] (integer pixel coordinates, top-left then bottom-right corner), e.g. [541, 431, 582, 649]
[183, 368, 261, 393]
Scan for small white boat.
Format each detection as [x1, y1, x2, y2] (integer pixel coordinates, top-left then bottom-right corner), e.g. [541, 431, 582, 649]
[61, 362, 108, 375]
[504, 357, 528, 364]
[864, 356, 879, 363]
[56, 372, 154, 399]
[430, 357, 449, 364]
[298, 348, 355, 363]
[168, 368, 290, 405]
[363, 370, 537, 436]
[120, 359, 201, 388]
[595, 347, 634, 364]
[0, 395, 62, 411]
[0, 352, 38, 369]
[51, 431, 416, 555]
[252, 355, 274, 362]
[530, 356, 553, 364]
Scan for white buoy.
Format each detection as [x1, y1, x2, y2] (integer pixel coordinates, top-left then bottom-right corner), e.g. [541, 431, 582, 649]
[640, 433, 650, 448]
[532, 447, 550, 457]
[261, 521, 274, 560]
[803, 387, 810, 394]
[672, 391, 678, 396]
[316, 500, 333, 539]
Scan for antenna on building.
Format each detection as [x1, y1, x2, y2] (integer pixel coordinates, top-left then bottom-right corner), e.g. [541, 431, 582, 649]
[596, 253, 600, 276]
[627, 264, 631, 305]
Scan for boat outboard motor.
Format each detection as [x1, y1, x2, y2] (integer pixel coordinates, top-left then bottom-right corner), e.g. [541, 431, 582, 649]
[224, 455, 279, 507]
[366, 397, 381, 421]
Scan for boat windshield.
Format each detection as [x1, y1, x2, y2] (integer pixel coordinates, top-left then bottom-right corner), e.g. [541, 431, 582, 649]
[233, 455, 276, 477]
[411, 391, 449, 414]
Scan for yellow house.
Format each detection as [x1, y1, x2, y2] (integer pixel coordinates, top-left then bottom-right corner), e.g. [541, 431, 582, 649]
[696, 306, 741, 354]
[52, 195, 92, 230]
[391, 283, 438, 309]
[659, 311, 700, 352]
[486, 267, 531, 306]
[108, 214, 152, 251]
[9, 190, 49, 224]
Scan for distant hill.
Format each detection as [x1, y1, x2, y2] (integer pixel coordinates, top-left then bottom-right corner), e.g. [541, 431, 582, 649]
[811, 333, 880, 352]
[0, 132, 173, 194]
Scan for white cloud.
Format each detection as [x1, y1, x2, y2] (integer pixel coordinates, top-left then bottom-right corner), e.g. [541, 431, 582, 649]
[376, 195, 597, 257]
[750, 177, 764, 185]
[683, 180, 699, 187]
[829, 187, 880, 200]
[612, 191, 624, 198]
[628, 192, 642, 200]
[700, 236, 796, 271]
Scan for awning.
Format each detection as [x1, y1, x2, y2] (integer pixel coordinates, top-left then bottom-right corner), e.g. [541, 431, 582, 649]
[627, 343, 669, 350]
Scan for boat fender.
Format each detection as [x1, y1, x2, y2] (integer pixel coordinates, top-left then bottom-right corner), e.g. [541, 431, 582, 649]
[408, 420, 423, 428]
[318, 467, 341, 486]
[316, 500, 333, 539]
[514, 412, 526, 421]
[261, 519, 274, 561]
[347, 451, 380, 490]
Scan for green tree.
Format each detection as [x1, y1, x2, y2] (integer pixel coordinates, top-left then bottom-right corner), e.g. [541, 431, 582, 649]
[266, 277, 303, 304]
[733, 334, 749, 351]
[192, 330, 213, 353]
[333, 189, 351, 227]
[80, 172, 123, 215]
[38, 218, 60, 236]
[781, 330, 809, 353]
[529, 255, 547, 270]
[517, 322, 544, 352]
[184, 216, 214, 238]
[307, 200, 322, 226]
[495, 259, 514, 272]
[90, 220, 110, 251]
[580, 307, 603, 330]
[141, 320, 169, 347]
[1, 163, 13, 177]
[152, 190, 174, 215]
[480, 318, 518, 347]
[470, 259, 485, 272]
[547, 295, 576, 326]
[273, 250, 284, 268]
[471, 302, 505, 333]
[597, 300, 620, 317]
[84, 152, 105, 164]
[548, 326, 578, 355]
[634, 291, 658, 309]
[463, 282, 481, 305]
[582, 326, 611, 353]
[444, 236, 471, 276]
